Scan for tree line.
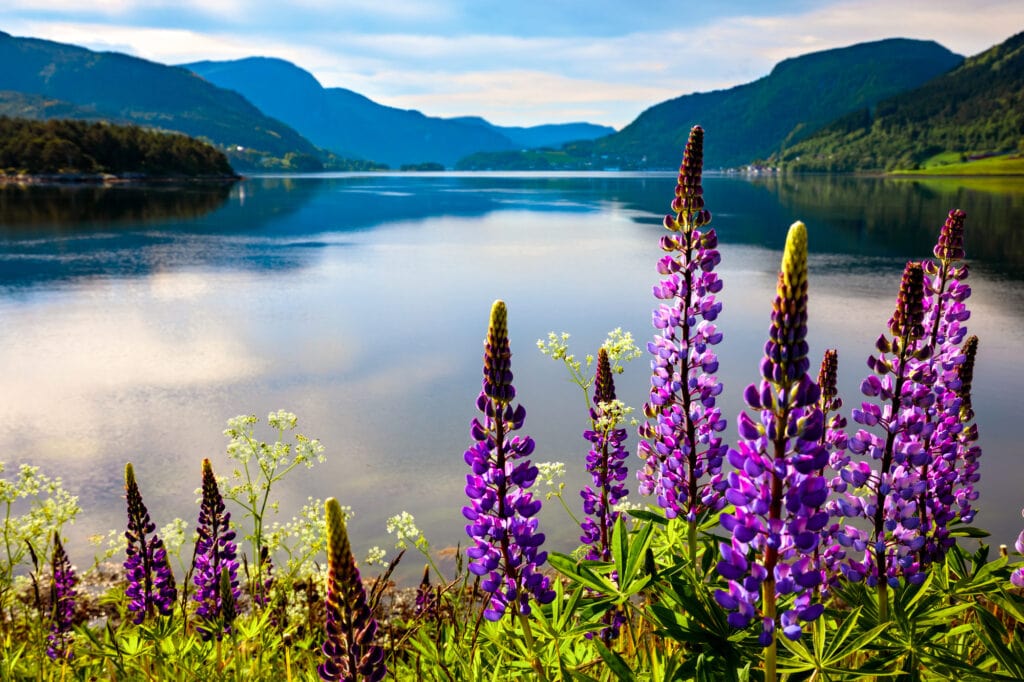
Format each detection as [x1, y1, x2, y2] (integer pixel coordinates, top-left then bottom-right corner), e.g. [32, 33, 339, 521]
[0, 117, 236, 177]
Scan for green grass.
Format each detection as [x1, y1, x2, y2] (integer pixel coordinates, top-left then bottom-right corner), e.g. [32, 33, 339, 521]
[890, 153, 1024, 176]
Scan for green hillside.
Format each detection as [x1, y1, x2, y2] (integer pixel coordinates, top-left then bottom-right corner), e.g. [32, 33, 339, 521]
[0, 117, 236, 177]
[468, 38, 961, 171]
[0, 32, 372, 171]
[770, 31, 1024, 172]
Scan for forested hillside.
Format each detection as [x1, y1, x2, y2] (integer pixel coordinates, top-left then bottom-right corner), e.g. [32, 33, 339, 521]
[0, 117, 236, 177]
[770, 31, 1024, 171]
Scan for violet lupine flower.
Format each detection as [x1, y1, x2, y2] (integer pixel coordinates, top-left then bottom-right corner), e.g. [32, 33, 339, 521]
[463, 300, 555, 621]
[1013, 510, 1024, 589]
[580, 348, 630, 562]
[914, 210, 975, 557]
[47, 532, 77, 662]
[414, 565, 438, 619]
[193, 458, 240, 641]
[124, 462, 177, 624]
[715, 222, 829, 646]
[950, 335, 981, 523]
[319, 497, 386, 682]
[637, 125, 727, 529]
[839, 262, 932, 590]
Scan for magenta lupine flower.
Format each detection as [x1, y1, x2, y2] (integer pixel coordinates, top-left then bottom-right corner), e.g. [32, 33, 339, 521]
[47, 532, 77, 662]
[414, 565, 438, 619]
[580, 348, 630, 562]
[950, 335, 981, 523]
[193, 458, 240, 641]
[715, 222, 829, 646]
[124, 462, 177, 624]
[637, 125, 727, 529]
[463, 300, 555, 621]
[319, 497, 385, 682]
[839, 262, 932, 590]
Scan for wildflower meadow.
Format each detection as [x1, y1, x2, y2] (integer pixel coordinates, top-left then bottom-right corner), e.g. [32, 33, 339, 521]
[2, 126, 1023, 680]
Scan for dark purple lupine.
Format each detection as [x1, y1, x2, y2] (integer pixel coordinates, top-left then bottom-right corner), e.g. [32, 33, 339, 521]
[715, 222, 829, 663]
[413, 565, 438, 619]
[463, 300, 555, 621]
[124, 462, 177, 624]
[47, 532, 77, 662]
[637, 125, 727, 557]
[193, 458, 240, 641]
[814, 350, 849, 593]
[580, 348, 630, 562]
[319, 497, 386, 682]
[838, 262, 931, 621]
[950, 335, 981, 522]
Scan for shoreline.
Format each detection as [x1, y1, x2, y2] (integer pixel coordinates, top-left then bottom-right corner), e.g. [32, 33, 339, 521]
[0, 172, 243, 187]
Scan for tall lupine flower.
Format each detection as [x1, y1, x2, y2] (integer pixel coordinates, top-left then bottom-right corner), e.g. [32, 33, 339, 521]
[839, 262, 932, 621]
[814, 350, 849, 591]
[124, 462, 177, 624]
[47, 532, 77, 662]
[715, 222, 829, 661]
[463, 300, 555, 621]
[580, 348, 630, 562]
[914, 210, 975, 558]
[193, 458, 240, 641]
[318, 497, 385, 682]
[637, 125, 727, 557]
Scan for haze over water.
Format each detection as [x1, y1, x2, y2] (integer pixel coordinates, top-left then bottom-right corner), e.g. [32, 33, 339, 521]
[1, 172, 1021, 581]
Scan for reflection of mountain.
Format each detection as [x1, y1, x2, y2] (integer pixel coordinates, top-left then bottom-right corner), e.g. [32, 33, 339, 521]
[747, 175, 1024, 270]
[0, 184, 233, 229]
[1, 174, 1022, 290]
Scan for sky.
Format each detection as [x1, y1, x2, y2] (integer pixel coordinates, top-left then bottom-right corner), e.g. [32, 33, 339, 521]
[1, 0, 1022, 129]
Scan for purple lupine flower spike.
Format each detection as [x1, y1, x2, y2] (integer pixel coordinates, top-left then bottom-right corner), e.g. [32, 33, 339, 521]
[47, 532, 77, 662]
[580, 348, 630, 562]
[463, 300, 555, 621]
[716, 222, 829, 649]
[950, 335, 980, 524]
[124, 462, 177, 624]
[319, 497, 386, 682]
[637, 125, 727, 542]
[193, 458, 240, 641]
[814, 350, 848, 593]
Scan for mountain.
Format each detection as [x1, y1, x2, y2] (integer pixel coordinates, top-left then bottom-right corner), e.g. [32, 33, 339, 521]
[769, 31, 1024, 172]
[0, 31, 340, 170]
[447, 116, 615, 149]
[463, 38, 962, 171]
[183, 57, 614, 167]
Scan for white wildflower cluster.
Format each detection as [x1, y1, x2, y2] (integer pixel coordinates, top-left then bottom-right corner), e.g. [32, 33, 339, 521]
[538, 328, 643, 396]
[364, 546, 387, 566]
[536, 461, 567, 500]
[601, 328, 643, 373]
[386, 511, 422, 551]
[265, 497, 332, 581]
[594, 399, 634, 432]
[1, 462, 81, 590]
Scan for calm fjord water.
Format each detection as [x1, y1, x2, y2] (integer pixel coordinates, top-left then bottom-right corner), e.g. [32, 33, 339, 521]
[1, 172, 1022, 578]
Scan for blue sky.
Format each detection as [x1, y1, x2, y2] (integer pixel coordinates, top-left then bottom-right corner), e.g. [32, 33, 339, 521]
[1, 0, 1021, 128]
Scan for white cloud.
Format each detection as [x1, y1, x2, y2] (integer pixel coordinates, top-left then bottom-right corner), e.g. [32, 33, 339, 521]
[3, 0, 1021, 127]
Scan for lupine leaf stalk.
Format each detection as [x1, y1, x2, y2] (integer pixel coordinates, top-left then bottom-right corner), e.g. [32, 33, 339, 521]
[716, 222, 828, 682]
[193, 458, 240, 641]
[637, 125, 727, 560]
[123, 462, 177, 624]
[462, 300, 555, 621]
[840, 262, 930, 623]
[46, 532, 76, 662]
[318, 497, 385, 682]
[580, 348, 630, 562]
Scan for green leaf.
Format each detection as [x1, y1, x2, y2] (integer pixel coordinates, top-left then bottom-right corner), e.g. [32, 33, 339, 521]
[594, 640, 636, 682]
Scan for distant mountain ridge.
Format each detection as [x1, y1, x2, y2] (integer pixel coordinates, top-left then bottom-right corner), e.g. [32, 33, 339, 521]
[183, 57, 615, 167]
[0, 31, 331, 170]
[768, 31, 1024, 171]
[460, 38, 964, 171]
